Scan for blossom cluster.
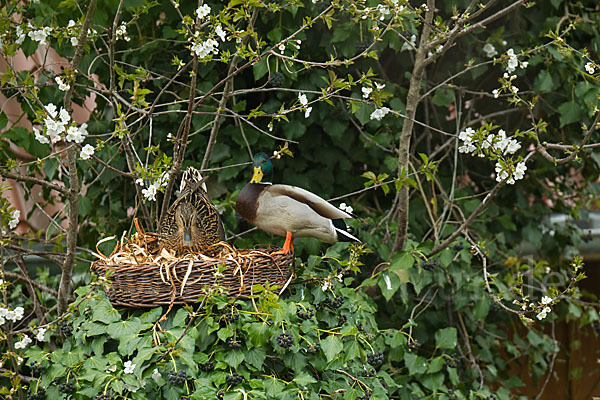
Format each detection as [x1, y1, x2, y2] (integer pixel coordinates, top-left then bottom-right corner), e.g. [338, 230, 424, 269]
[457, 126, 527, 184]
[14, 334, 32, 349]
[339, 202, 353, 213]
[8, 209, 20, 230]
[28, 25, 52, 45]
[585, 61, 595, 74]
[298, 93, 312, 118]
[0, 306, 24, 325]
[116, 23, 130, 42]
[188, 5, 230, 59]
[370, 107, 390, 121]
[137, 171, 170, 202]
[536, 295, 554, 320]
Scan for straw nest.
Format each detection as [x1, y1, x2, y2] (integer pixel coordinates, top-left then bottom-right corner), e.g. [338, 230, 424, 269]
[90, 220, 294, 308]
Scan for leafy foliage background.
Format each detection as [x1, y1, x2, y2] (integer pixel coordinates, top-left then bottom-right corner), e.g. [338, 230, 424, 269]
[1, 0, 600, 399]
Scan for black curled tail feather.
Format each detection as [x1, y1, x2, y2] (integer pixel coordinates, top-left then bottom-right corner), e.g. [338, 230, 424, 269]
[332, 219, 360, 242]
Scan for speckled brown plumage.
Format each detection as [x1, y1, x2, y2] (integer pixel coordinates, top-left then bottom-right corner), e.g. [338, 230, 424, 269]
[160, 167, 225, 255]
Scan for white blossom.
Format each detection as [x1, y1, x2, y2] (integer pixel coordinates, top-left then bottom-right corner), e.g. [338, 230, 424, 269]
[28, 27, 52, 45]
[536, 310, 547, 320]
[370, 106, 390, 121]
[304, 107, 312, 118]
[362, 86, 373, 98]
[505, 138, 521, 155]
[510, 85, 519, 94]
[375, 82, 386, 90]
[506, 48, 519, 73]
[10, 306, 24, 321]
[35, 327, 47, 341]
[124, 360, 136, 374]
[513, 161, 527, 181]
[585, 62, 595, 74]
[16, 26, 25, 45]
[492, 89, 499, 98]
[106, 364, 117, 373]
[541, 296, 553, 305]
[80, 144, 95, 160]
[9, 209, 20, 229]
[45, 103, 58, 118]
[536, 306, 551, 321]
[321, 280, 330, 292]
[483, 43, 497, 58]
[15, 335, 32, 349]
[66, 126, 85, 143]
[278, 43, 285, 52]
[215, 25, 227, 42]
[520, 61, 528, 69]
[142, 182, 159, 201]
[339, 203, 353, 214]
[116, 24, 130, 41]
[71, 36, 78, 47]
[55, 76, 70, 91]
[196, 4, 211, 19]
[68, 20, 76, 28]
[191, 38, 219, 58]
[298, 93, 308, 106]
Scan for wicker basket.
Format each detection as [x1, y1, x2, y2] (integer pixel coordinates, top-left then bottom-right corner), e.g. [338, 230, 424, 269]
[91, 247, 294, 308]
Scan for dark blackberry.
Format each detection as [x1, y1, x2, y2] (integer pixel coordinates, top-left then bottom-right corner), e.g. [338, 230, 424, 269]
[452, 243, 464, 251]
[277, 332, 294, 348]
[362, 367, 376, 377]
[359, 392, 372, 400]
[92, 394, 114, 400]
[226, 372, 242, 386]
[223, 312, 239, 323]
[226, 337, 242, 349]
[305, 342, 320, 354]
[26, 388, 46, 400]
[200, 360, 214, 372]
[355, 40, 370, 53]
[421, 260, 436, 271]
[297, 308, 314, 320]
[217, 390, 224, 399]
[59, 381, 75, 394]
[268, 72, 285, 87]
[446, 357, 458, 368]
[59, 321, 73, 337]
[337, 315, 347, 326]
[167, 370, 186, 386]
[29, 362, 43, 377]
[366, 350, 384, 367]
[330, 295, 344, 308]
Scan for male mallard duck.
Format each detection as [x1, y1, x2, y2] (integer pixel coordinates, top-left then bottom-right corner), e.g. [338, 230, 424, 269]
[236, 153, 359, 254]
[160, 167, 225, 255]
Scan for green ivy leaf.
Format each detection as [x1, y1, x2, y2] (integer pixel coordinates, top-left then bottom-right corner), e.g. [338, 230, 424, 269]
[558, 101, 583, 127]
[321, 335, 343, 363]
[404, 352, 427, 375]
[435, 327, 457, 349]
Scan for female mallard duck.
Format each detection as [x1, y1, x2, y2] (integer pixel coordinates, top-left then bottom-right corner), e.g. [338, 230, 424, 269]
[160, 167, 225, 255]
[236, 153, 359, 254]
